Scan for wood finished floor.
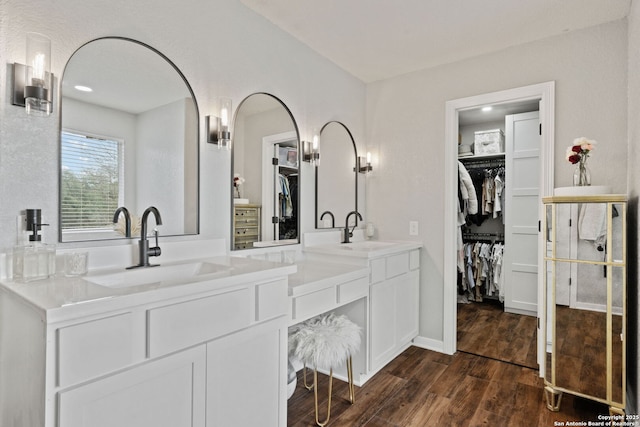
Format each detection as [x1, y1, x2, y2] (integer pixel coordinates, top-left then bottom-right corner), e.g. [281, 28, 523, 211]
[287, 346, 607, 426]
[456, 301, 538, 369]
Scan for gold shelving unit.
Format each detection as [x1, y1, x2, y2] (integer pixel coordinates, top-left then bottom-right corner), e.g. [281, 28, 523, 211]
[542, 194, 626, 415]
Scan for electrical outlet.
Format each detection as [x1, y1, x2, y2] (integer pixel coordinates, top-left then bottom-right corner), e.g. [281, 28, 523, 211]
[409, 221, 419, 236]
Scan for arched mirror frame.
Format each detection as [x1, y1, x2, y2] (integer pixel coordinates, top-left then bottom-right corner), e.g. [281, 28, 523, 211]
[230, 92, 301, 251]
[58, 36, 200, 242]
[315, 120, 359, 229]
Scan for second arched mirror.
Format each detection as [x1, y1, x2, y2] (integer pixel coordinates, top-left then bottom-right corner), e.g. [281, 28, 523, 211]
[316, 121, 358, 229]
[231, 93, 300, 250]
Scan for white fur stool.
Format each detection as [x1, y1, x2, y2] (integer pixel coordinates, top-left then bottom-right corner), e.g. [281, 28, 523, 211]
[289, 313, 361, 426]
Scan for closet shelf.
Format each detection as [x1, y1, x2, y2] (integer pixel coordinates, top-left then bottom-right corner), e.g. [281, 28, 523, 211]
[458, 152, 505, 161]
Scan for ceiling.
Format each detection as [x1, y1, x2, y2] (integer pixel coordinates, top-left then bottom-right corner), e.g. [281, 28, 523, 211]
[62, 39, 192, 114]
[240, 0, 631, 83]
[459, 100, 540, 126]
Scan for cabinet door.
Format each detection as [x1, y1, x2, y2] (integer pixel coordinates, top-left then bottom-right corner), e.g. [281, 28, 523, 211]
[370, 278, 396, 371]
[58, 346, 206, 427]
[206, 319, 286, 427]
[395, 270, 419, 345]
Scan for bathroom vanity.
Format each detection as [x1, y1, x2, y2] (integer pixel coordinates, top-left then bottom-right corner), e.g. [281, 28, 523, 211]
[303, 240, 421, 378]
[0, 254, 295, 427]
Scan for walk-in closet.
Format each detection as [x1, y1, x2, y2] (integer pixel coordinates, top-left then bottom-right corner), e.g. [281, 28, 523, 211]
[456, 100, 541, 367]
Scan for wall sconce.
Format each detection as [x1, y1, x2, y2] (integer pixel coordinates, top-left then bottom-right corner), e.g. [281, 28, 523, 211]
[12, 32, 53, 116]
[303, 130, 320, 164]
[206, 97, 232, 150]
[358, 152, 373, 173]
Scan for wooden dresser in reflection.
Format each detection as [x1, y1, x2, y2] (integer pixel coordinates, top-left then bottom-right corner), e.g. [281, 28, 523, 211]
[542, 194, 627, 416]
[233, 204, 261, 250]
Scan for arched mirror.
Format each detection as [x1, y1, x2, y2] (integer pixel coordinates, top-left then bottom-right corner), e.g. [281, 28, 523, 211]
[316, 121, 358, 229]
[59, 37, 199, 242]
[231, 93, 300, 250]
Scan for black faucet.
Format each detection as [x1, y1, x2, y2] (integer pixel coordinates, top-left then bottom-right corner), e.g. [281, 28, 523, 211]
[113, 206, 132, 238]
[343, 211, 363, 243]
[128, 206, 162, 269]
[320, 210, 335, 228]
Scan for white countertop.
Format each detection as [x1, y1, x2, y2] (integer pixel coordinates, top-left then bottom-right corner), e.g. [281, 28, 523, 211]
[0, 256, 296, 323]
[288, 260, 369, 297]
[303, 240, 422, 259]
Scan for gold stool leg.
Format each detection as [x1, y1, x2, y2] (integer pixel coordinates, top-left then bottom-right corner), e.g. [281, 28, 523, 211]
[544, 386, 562, 412]
[313, 367, 333, 427]
[303, 364, 313, 391]
[347, 356, 355, 404]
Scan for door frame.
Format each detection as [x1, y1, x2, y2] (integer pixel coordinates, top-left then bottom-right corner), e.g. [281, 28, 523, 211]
[443, 82, 555, 376]
[261, 131, 298, 242]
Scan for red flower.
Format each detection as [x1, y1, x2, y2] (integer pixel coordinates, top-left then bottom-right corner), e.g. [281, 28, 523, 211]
[571, 145, 582, 153]
[568, 154, 581, 164]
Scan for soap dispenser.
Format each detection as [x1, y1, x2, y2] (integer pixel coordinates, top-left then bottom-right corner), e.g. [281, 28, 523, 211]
[12, 209, 56, 282]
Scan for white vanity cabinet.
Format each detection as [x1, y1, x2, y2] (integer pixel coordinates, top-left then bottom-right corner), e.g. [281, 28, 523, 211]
[58, 345, 207, 427]
[369, 250, 420, 373]
[0, 260, 292, 427]
[303, 241, 421, 377]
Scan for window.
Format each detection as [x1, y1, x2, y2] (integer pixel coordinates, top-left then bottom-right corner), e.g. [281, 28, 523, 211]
[60, 131, 123, 233]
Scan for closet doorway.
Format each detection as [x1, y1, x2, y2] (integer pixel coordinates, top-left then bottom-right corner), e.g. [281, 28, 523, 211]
[443, 82, 555, 377]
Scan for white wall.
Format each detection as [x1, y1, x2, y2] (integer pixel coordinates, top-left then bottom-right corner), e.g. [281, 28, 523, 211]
[627, 0, 640, 415]
[366, 20, 628, 342]
[136, 99, 190, 236]
[0, 0, 365, 250]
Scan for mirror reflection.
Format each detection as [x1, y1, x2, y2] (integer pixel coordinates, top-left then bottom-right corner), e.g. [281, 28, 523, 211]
[232, 93, 300, 250]
[543, 200, 625, 407]
[59, 37, 199, 242]
[316, 121, 358, 229]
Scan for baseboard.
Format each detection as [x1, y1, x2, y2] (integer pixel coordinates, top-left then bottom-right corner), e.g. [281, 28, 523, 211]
[412, 336, 446, 354]
[504, 307, 537, 317]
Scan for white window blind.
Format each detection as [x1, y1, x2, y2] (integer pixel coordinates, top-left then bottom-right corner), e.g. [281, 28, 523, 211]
[60, 131, 123, 231]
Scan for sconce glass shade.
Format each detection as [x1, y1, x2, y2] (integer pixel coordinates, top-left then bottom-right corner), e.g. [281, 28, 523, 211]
[304, 130, 320, 164]
[358, 152, 373, 173]
[24, 32, 52, 116]
[218, 97, 232, 150]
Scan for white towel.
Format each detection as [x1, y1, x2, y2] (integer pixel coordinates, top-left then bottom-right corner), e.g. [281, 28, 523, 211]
[578, 203, 607, 245]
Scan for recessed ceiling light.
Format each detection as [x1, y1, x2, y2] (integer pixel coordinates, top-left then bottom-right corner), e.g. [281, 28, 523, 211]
[482, 106, 493, 112]
[74, 85, 93, 92]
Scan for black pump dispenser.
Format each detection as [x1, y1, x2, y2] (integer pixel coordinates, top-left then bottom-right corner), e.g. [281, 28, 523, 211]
[25, 209, 48, 242]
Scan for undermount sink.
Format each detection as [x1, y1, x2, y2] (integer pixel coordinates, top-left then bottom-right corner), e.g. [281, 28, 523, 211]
[85, 261, 232, 288]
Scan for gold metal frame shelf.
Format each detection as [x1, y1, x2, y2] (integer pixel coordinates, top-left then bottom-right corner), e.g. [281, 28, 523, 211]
[542, 194, 626, 415]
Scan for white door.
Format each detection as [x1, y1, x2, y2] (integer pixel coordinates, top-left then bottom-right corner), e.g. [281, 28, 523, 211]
[504, 111, 540, 315]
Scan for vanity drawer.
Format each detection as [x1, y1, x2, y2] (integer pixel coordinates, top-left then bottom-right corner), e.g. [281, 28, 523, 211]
[147, 288, 251, 357]
[370, 258, 386, 283]
[57, 312, 134, 387]
[255, 278, 288, 321]
[291, 287, 335, 322]
[386, 253, 409, 278]
[409, 250, 420, 270]
[337, 276, 369, 304]
[370, 252, 410, 283]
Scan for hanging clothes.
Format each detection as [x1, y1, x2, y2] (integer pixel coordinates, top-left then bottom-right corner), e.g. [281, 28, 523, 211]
[457, 162, 478, 276]
[278, 174, 293, 218]
[460, 240, 505, 303]
[462, 163, 505, 226]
